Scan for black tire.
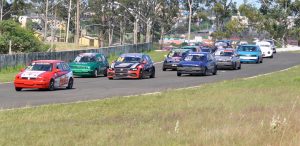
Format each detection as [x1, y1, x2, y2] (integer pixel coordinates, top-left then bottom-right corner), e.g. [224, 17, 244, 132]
[48, 79, 55, 91]
[108, 77, 113, 80]
[66, 78, 73, 89]
[139, 70, 144, 79]
[204, 68, 209, 76]
[212, 66, 217, 75]
[15, 87, 22, 91]
[162, 67, 166, 71]
[150, 68, 155, 78]
[260, 58, 263, 63]
[103, 68, 108, 77]
[238, 63, 241, 70]
[177, 72, 181, 76]
[232, 63, 237, 70]
[93, 69, 98, 78]
[270, 55, 273, 58]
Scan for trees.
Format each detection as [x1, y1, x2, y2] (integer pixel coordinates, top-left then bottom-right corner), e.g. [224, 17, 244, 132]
[0, 20, 48, 54]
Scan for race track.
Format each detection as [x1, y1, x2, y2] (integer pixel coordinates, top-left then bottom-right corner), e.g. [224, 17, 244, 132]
[0, 52, 300, 109]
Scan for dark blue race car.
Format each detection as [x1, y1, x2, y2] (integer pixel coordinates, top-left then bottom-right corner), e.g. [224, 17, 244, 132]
[177, 52, 217, 76]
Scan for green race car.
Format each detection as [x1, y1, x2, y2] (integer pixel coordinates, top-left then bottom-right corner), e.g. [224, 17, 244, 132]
[69, 53, 109, 77]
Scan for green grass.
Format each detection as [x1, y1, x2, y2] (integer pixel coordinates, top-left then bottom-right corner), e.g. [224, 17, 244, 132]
[0, 65, 25, 83]
[1, 66, 300, 145]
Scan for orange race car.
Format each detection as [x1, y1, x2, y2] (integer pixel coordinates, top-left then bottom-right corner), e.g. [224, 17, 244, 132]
[14, 60, 74, 91]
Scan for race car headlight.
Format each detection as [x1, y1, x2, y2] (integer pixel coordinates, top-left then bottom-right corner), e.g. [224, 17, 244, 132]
[130, 68, 138, 71]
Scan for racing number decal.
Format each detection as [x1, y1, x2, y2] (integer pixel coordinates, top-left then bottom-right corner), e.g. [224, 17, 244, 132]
[59, 75, 68, 86]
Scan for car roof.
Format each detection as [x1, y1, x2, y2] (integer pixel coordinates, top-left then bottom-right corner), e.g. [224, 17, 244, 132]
[181, 46, 199, 48]
[79, 53, 103, 56]
[32, 60, 64, 63]
[120, 53, 144, 58]
[172, 49, 191, 52]
[240, 44, 258, 47]
[188, 52, 208, 55]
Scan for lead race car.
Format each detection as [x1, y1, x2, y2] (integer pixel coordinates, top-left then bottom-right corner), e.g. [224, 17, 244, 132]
[107, 53, 155, 80]
[14, 60, 74, 91]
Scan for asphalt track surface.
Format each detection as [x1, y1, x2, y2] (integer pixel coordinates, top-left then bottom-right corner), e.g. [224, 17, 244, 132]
[0, 52, 300, 109]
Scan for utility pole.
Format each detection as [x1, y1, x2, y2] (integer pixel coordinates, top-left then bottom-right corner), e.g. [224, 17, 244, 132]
[75, 0, 80, 48]
[0, 0, 3, 21]
[44, 0, 49, 41]
[9, 40, 11, 54]
[188, 0, 193, 43]
[66, 0, 72, 43]
[133, 18, 138, 44]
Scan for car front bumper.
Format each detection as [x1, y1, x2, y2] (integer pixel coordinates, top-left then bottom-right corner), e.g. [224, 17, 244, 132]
[107, 69, 141, 79]
[177, 67, 205, 74]
[14, 79, 49, 89]
[216, 61, 234, 68]
[163, 62, 179, 69]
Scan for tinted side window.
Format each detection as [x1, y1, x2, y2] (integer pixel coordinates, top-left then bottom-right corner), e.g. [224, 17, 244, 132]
[56, 63, 64, 70]
[62, 63, 70, 71]
[146, 55, 152, 63]
[97, 56, 103, 62]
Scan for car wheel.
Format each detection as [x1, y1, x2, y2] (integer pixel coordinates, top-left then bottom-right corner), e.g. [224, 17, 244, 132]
[238, 63, 241, 70]
[177, 72, 181, 76]
[204, 68, 209, 76]
[232, 63, 237, 70]
[139, 70, 144, 79]
[212, 66, 217, 75]
[93, 69, 98, 78]
[270, 55, 273, 58]
[108, 77, 113, 80]
[260, 58, 263, 63]
[103, 68, 108, 77]
[162, 67, 166, 71]
[48, 79, 55, 91]
[15, 87, 22, 91]
[150, 69, 155, 78]
[66, 78, 73, 89]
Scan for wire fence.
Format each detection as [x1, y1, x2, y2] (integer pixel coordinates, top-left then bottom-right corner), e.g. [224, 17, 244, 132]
[0, 43, 153, 70]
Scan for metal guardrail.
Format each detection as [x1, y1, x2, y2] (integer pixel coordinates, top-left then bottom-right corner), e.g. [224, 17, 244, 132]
[0, 43, 153, 70]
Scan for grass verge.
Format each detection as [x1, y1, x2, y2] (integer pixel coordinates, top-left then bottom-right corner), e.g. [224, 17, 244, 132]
[0, 65, 25, 83]
[1, 66, 300, 145]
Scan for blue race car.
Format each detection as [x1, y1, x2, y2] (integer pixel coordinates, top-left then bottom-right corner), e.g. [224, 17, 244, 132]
[177, 52, 217, 76]
[237, 45, 263, 64]
[162, 49, 192, 71]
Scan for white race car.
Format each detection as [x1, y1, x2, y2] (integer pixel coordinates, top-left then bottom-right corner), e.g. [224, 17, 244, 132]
[256, 41, 274, 58]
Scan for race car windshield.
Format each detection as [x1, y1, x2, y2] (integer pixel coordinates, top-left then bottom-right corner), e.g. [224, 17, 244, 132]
[116, 56, 141, 63]
[238, 46, 257, 52]
[74, 56, 97, 62]
[168, 51, 184, 57]
[26, 63, 53, 71]
[184, 55, 206, 61]
[215, 51, 233, 56]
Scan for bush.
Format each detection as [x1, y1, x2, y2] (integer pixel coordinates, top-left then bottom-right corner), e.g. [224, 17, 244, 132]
[0, 20, 49, 54]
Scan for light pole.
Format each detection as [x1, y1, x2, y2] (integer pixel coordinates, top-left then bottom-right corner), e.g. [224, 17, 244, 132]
[44, 0, 49, 41]
[66, 0, 72, 43]
[188, 0, 193, 43]
[76, 0, 80, 48]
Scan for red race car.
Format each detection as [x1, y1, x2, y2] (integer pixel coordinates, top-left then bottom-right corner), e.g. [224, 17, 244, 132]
[14, 60, 74, 91]
[107, 53, 155, 80]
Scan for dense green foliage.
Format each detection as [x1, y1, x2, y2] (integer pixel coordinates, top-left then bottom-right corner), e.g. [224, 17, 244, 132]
[0, 20, 49, 54]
